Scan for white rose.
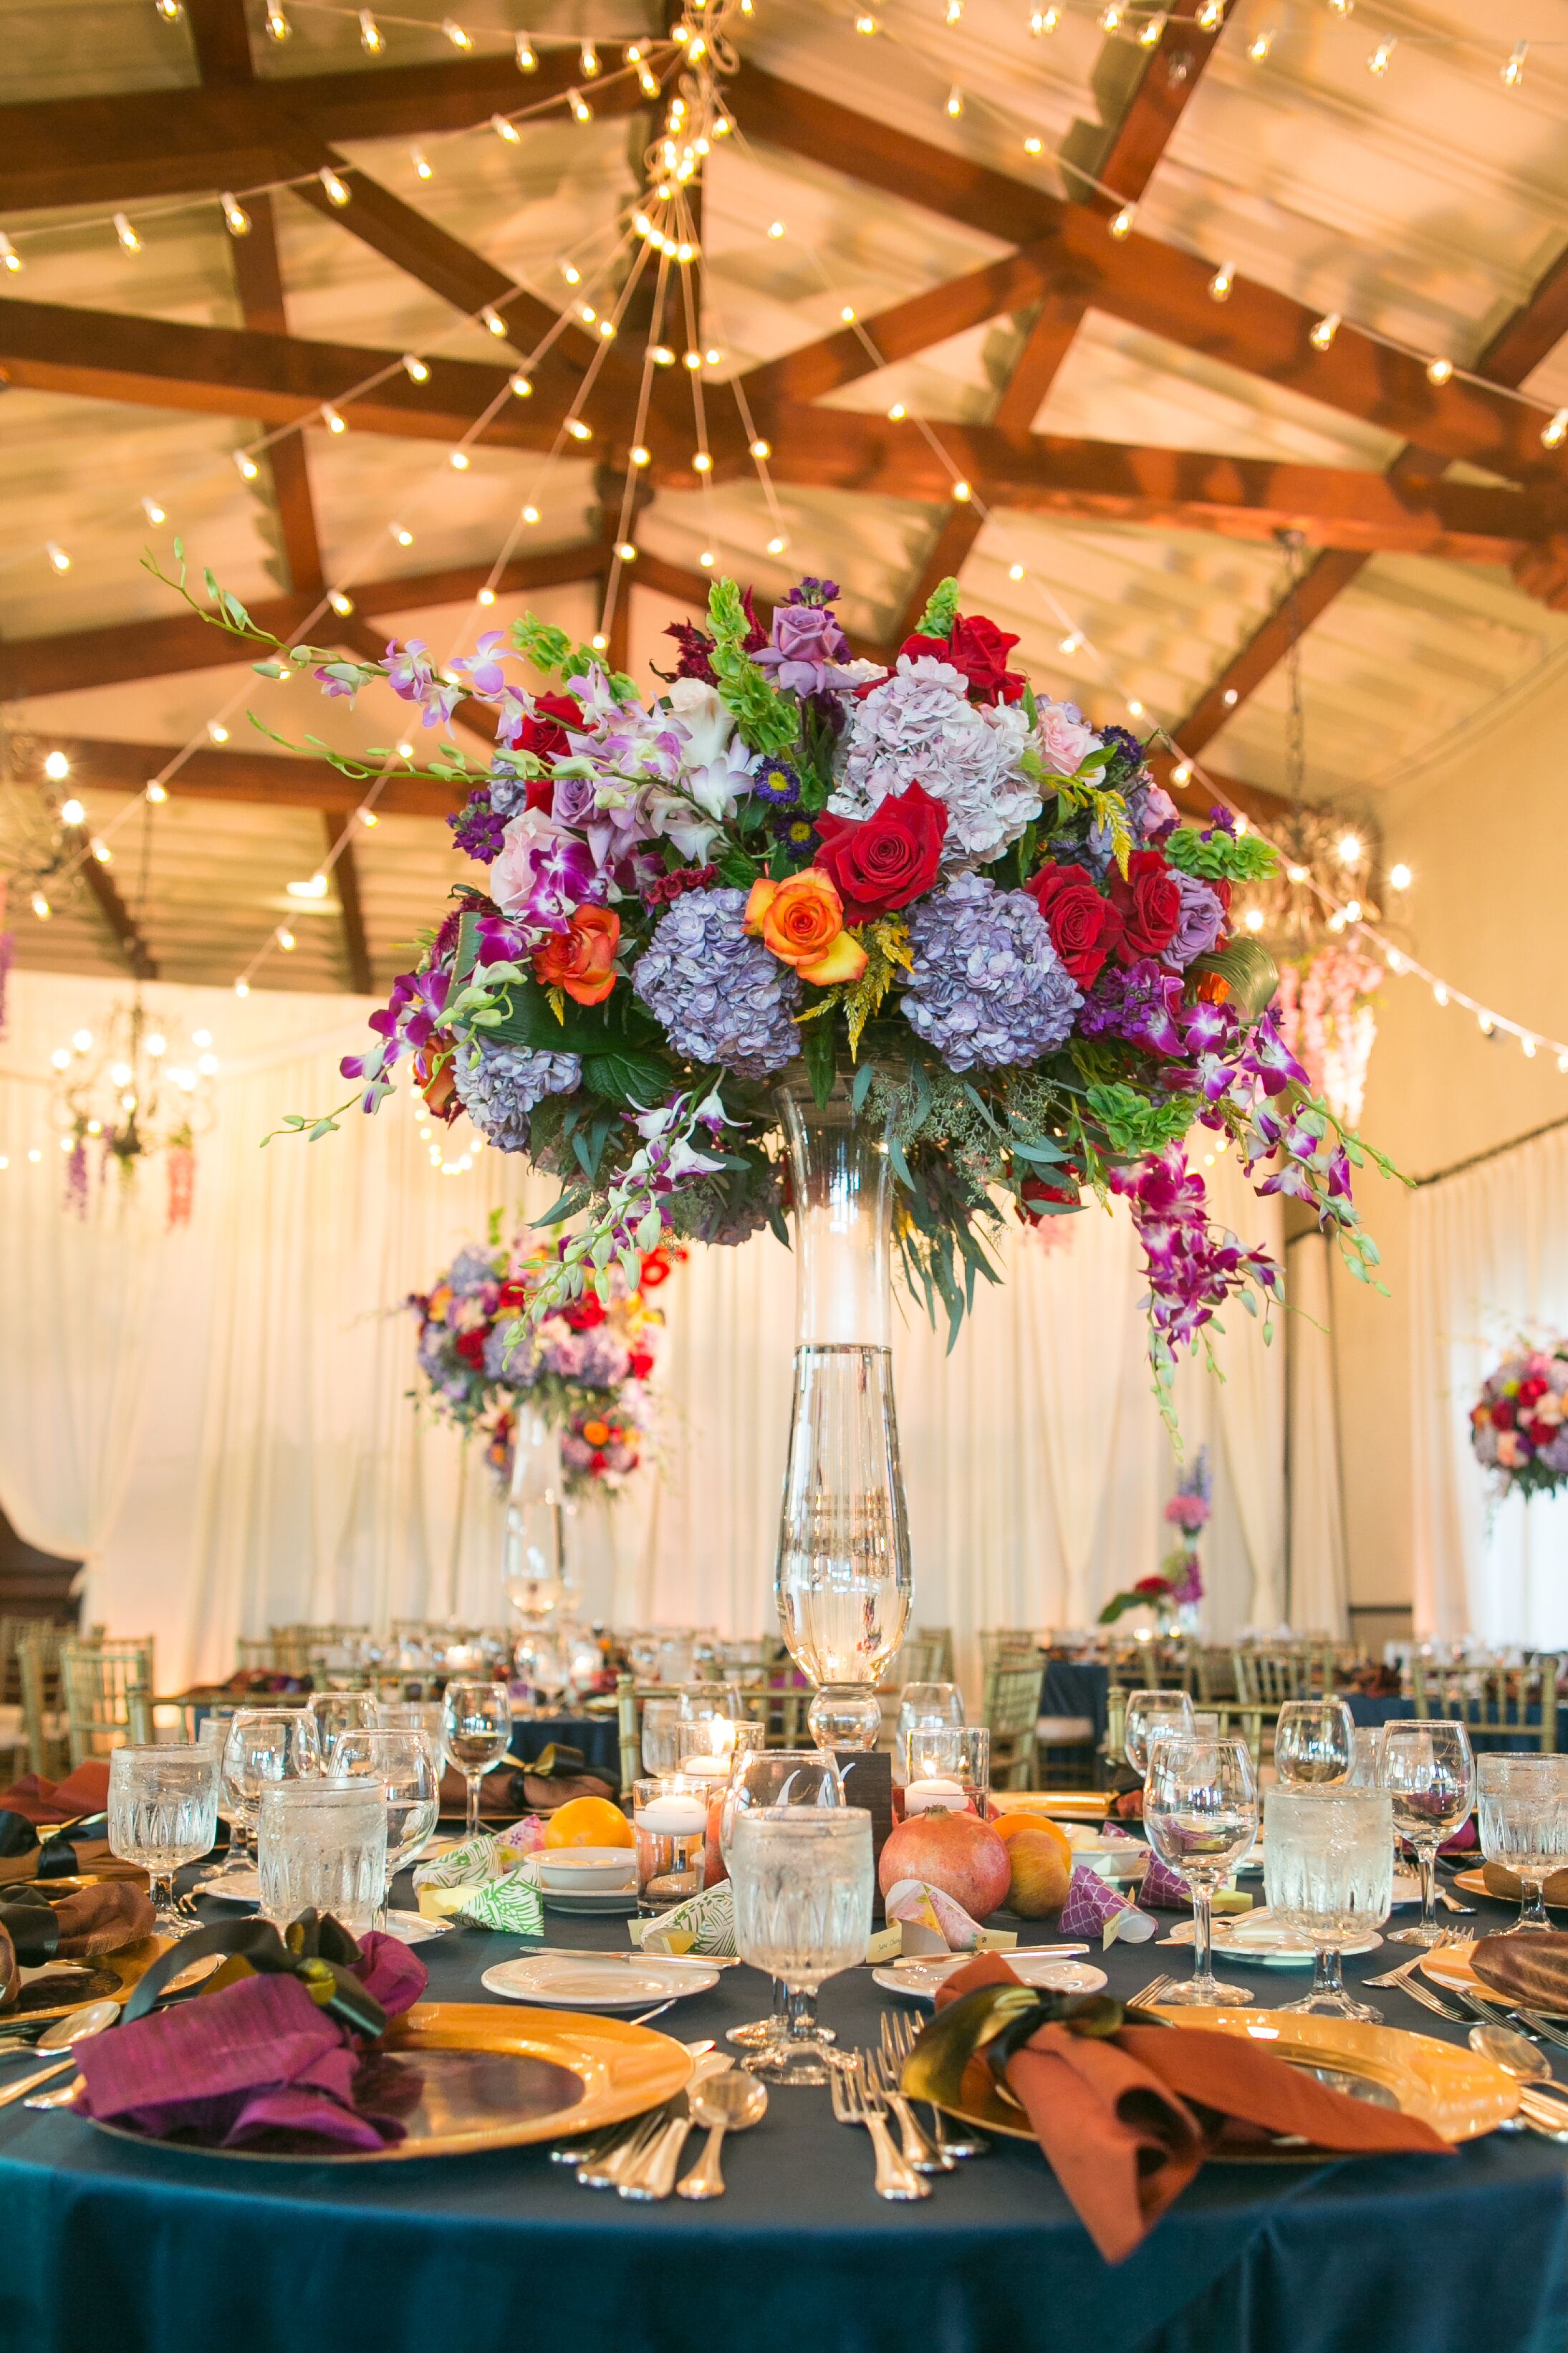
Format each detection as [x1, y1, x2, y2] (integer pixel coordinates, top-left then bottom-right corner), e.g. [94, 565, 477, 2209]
[667, 676, 734, 770]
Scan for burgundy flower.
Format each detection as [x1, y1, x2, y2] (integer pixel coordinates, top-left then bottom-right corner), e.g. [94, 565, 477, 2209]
[1024, 860, 1125, 987]
[812, 781, 948, 918]
[1106, 849, 1183, 964]
[899, 613, 1025, 705]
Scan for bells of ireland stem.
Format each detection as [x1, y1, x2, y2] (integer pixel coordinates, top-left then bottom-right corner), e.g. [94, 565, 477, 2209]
[773, 1070, 913, 1750]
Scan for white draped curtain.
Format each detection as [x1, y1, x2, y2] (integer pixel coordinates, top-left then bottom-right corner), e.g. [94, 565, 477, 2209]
[1286, 1232, 1349, 1637]
[1, 971, 1287, 1689]
[1411, 1121, 1568, 1645]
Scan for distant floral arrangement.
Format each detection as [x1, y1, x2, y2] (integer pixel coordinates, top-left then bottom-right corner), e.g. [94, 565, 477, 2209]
[1471, 1343, 1568, 1498]
[409, 1222, 675, 1499]
[161, 550, 1393, 1407]
[1100, 1447, 1211, 1623]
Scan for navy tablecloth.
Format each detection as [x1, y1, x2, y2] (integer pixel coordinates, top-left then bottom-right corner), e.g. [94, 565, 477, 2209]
[2, 1870, 1567, 2353]
[1041, 1660, 1110, 1740]
[509, 1711, 620, 1781]
[1346, 1693, 1568, 1750]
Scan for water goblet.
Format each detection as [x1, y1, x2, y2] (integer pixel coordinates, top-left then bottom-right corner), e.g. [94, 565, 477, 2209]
[1382, 1720, 1476, 1946]
[256, 1781, 388, 1936]
[1264, 1786, 1393, 2020]
[1477, 1754, 1568, 1933]
[1123, 1689, 1195, 1777]
[1274, 1698, 1355, 1789]
[893, 1683, 965, 1787]
[1345, 1727, 1383, 1788]
[107, 1744, 219, 1936]
[718, 1750, 845, 2051]
[220, 1707, 322, 1882]
[329, 1728, 441, 1925]
[1143, 1732, 1259, 2005]
[306, 1690, 380, 1764]
[729, 1808, 872, 2085]
[441, 1679, 513, 1839]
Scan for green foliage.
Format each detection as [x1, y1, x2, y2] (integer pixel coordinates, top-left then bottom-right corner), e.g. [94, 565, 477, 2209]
[1083, 1083, 1195, 1159]
[707, 580, 800, 756]
[508, 613, 633, 697]
[1165, 826, 1279, 886]
[1189, 936, 1280, 1019]
[716, 845, 762, 889]
[915, 576, 961, 640]
[799, 1005, 837, 1106]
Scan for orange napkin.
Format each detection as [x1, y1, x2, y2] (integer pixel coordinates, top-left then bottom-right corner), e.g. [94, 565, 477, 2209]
[935, 1955, 1448, 2263]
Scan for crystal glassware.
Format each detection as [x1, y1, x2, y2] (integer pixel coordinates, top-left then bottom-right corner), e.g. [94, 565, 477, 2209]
[1477, 1754, 1568, 1932]
[503, 1406, 567, 1626]
[306, 1690, 380, 1763]
[1273, 1698, 1355, 1789]
[730, 1806, 873, 2085]
[774, 1073, 913, 1753]
[1382, 1720, 1476, 1946]
[673, 1716, 765, 1781]
[441, 1678, 513, 1838]
[893, 1682, 965, 1786]
[718, 1749, 846, 2051]
[378, 1699, 448, 1765]
[196, 1706, 245, 1883]
[107, 1744, 218, 1936]
[1345, 1727, 1383, 1788]
[900, 1725, 990, 1819]
[641, 1696, 684, 1776]
[633, 1775, 708, 1914]
[328, 1728, 441, 1925]
[256, 1781, 388, 1936]
[1143, 1732, 1259, 2005]
[1122, 1689, 1195, 1777]
[1264, 1786, 1394, 2019]
[220, 1707, 322, 1882]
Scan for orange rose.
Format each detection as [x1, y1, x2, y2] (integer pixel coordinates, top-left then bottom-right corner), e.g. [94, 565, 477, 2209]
[582, 1418, 610, 1447]
[744, 872, 867, 987]
[532, 906, 620, 1005]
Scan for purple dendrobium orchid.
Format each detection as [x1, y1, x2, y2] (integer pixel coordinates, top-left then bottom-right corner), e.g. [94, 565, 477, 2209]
[490, 815, 604, 936]
[314, 662, 367, 702]
[1244, 1010, 1310, 1096]
[1180, 998, 1236, 1056]
[452, 631, 509, 698]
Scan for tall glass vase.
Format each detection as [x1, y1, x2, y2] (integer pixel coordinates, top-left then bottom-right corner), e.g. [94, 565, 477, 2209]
[774, 1071, 913, 1750]
[501, 1404, 567, 1631]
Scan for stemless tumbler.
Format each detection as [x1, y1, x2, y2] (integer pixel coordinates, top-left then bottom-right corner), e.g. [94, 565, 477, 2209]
[256, 1781, 388, 1936]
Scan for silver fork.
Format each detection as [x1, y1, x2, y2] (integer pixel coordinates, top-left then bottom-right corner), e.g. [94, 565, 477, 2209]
[1364, 1935, 1456, 1990]
[866, 2043, 951, 2173]
[1126, 1975, 1175, 2010]
[576, 2109, 668, 2190]
[829, 2053, 928, 2200]
[1394, 1974, 1473, 2026]
[881, 2008, 987, 2160]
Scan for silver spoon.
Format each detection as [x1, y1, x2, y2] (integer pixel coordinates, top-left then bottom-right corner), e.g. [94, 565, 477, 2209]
[678, 2070, 768, 2200]
[0, 1999, 120, 2110]
[1468, 2021, 1568, 2137]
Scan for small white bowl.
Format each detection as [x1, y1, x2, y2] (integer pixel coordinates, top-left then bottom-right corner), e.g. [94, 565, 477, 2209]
[538, 1844, 638, 1892]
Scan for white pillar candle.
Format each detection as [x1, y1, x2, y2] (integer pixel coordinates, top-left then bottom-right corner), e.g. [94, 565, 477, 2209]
[903, 1777, 968, 1816]
[636, 1794, 707, 1835]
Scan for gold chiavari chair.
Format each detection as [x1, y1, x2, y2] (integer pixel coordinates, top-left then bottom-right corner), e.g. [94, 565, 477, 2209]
[60, 1637, 155, 1765]
[982, 1659, 1043, 1790]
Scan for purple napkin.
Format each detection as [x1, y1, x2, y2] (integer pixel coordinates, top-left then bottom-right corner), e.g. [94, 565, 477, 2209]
[73, 1931, 428, 2151]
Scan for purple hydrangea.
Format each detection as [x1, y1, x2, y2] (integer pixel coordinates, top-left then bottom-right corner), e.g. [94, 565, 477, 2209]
[452, 1037, 581, 1151]
[486, 760, 537, 824]
[901, 872, 1081, 1073]
[835, 657, 1037, 860]
[1079, 958, 1185, 1057]
[448, 1246, 499, 1296]
[1160, 871, 1227, 971]
[484, 1321, 539, 1386]
[633, 888, 802, 1080]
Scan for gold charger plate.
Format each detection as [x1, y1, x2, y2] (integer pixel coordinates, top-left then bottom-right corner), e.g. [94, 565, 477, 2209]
[7, 1933, 181, 2028]
[1448, 1866, 1567, 1908]
[923, 2008, 1516, 2154]
[82, 2000, 693, 2162]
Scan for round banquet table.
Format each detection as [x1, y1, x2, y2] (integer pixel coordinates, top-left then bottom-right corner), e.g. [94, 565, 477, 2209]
[2, 1869, 1567, 2353]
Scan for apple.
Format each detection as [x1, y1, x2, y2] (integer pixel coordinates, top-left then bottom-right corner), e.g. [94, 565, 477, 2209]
[1004, 1826, 1073, 1918]
[877, 1806, 1011, 1920]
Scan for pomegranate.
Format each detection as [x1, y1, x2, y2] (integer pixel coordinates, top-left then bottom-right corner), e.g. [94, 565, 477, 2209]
[878, 1806, 1011, 1920]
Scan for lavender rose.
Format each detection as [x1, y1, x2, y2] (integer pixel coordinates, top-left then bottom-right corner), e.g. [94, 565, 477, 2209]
[1160, 871, 1227, 970]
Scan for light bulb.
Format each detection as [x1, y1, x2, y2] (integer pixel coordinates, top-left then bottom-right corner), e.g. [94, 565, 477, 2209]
[155, 0, 183, 17]
[234, 979, 250, 997]
[946, 86, 963, 117]
[1222, 686, 1238, 706]
[616, 541, 638, 562]
[1058, 631, 1079, 654]
[1388, 862, 1412, 891]
[1244, 907, 1264, 931]
[221, 193, 250, 237]
[46, 541, 71, 573]
[1310, 312, 1340, 350]
[1427, 356, 1453, 385]
[750, 438, 771, 460]
[322, 406, 347, 433]
[0, 233, 20, 272]
[357, 807, 378, 828]
[1008, 562, 1025, 581]
[1246, 29, 1271, 62]
[510, 373, 532, 398]
[193, 1030, 211, 1049]
[768, 219, 785, 239]
[1209, 261, 1235, 302]
[197, 1052, 218, 1076]
[1172, 760, 1192, 786]
[1503, 42, 1526, 87]
[522, 504, 539, 524]
[692, 450, 712, 473]
[1110, 206, 1135, 239]
[146, 1032, 167, 1057]
[72, 1028, 92, 1051]
[855, 11, 877, 29]
[448, 448, 470, 469]
[60, 797, 85, 825]
[1434, 982, 1448, 1007]
[566, 419, 592, 441]
[569, 90, 592, 123]
[264, 4, 289, 38]
[318, 167, 351, 207]
[390, 523, 413, 546]
[1543, 409, 1568, 450]
[1524, 1035, 1538, 1058]
[358, 8, 382, 50]
[650, 343, 675, 365]
[1098, 4, 1120, 27]
[277, 927, 297, 952]
[44, 750, 69, 782]
[411, 148, 433, 180]
[630, 445, 650, 467]
[145, 782, 168, 803]
[1138, 12, 1165, 45]
[287, 874, 329, 898]
[1030, 6, 1059, 28]
[1126, 697, 1143, 718]
[110, 1062, 132, 1087]
[234, 451, 260, 481]
[402, 353, 429, 383]
[952, 479, 972, 502]
[1287, 863, 1309, 883]
[441, 17, 471, 49]
[1343, 898, 1362, 922]
[1337, 831, 1362, 865]
[888, 400, 907, 421]
[1368, 37, 1394, 74]
[31, 895, 49, 920]
[207, 720, 229, 744]
[397, 742, 414, 759]
[327, 590, 355, 616]
[114, 212, 141, 253]
[515, 31, 536, 70]
[767, 535, 787, 555]
[1196, 0, 1223, 24]
[699, 550, 715, 569]
[580, 39, 598, 74]
[492, 112, 521, 143]
[1478, 1012, 1494, 1036]
[476, 586, 496, 605]
[1024, 135, 1044, 155]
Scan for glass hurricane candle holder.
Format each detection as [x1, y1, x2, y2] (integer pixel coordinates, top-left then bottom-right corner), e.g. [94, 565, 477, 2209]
[633, 1774, 708, 1914]
[900, 1725, 990, 1821]
[673, 1716, 765, 1783]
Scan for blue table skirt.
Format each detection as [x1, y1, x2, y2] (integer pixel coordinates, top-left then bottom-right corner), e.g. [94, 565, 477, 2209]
[3, 1881, 1566, 2353]
[1346, 1694, 1568, 1750]
[1042, 1660, 1110, 1741]
[509, 1712, 620, 1781]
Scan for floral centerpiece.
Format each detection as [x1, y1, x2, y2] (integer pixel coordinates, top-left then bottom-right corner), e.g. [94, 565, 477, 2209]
[1099, 1447, 1211, 1624]
[1470, 1343, 1568, 1497]
[171, 554, 1391, 1404]
[409, 1222, 673, 1500]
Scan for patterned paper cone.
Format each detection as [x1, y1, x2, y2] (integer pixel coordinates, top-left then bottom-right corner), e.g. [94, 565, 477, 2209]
[453, 1872, 545, 1935]
[1137, 1854, 1193, 1910]
[633, 1879, 736, 1956]
[1059, 1864, 1156, 1947]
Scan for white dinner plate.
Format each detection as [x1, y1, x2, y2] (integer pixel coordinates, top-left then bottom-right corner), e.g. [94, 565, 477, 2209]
[1160, 1906, 1382, 1965]
[481, 1952, 718, 2009]
[872, 1952, 1108, 2003]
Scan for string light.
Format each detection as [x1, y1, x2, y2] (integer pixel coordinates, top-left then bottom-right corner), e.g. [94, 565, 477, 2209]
[515, 32, 536, 71]
[140, 496, 166, 525]
[154, 0, 182, 18]
[45, 542, 70, 574]
[357, 9, 382, 52]
[410, 147, 434, 180]
[855, 13, 877, 30]
[357, 808, 378, 828]
[630, 444, 650, 466]
[767, 533, 787, 554]
[1427, 356, 1453, 385]
[946, 86, 963, 117]
[60, 795, 86, 823]
[952, 478, 972, 501]
[1008, 562, 1026, 580]
[449, 448, 471, 469]
[145, 782, 167, 805]
[234, 979, 250, 998]
[1138, 13, 1165, 46]
[1109, 206, 1136, 239]
[234, 451, 260, 481]
[522, 504, 539, 524]
[509, 372, 533, 398]
[1434, 983, 1449, 1007]
[569, 89, 593, 123]
[1029, 6, 1059, 27]
[1247, 30, 1272, 62]
[692, 449, 713, 471]
[491, 113, 521, 144]
[441, 17, 472, 50]
[321, 406, 347, 433]
[1542, 408, 1568, 449]
[887, 401, 907, 421]
[481, 305, 508, 337]
[318, 167, 352, 207]
[207, 720, 229, 744]
[1368, 37, 1395, 74]
[221, 193, 251, 237]
[1196, 0, 1224, 26]
[0, 233, 19, 272]
[566, 418, 593, 442]
[1388, 863, 1412, 891]
[1310, 312, 1340, 350]
[44, 751, 69, 782]
[327, 590, 355, 617]
[276, 927, 297, 952]
[32, 896, 50, 921]
[1097, 3, 1120, 27]
[476, 586, 496, 604]
[1208, 260, 1235, 302]
[1502, 41, 1526, 87]
[113, 212, 141, 253]
[401, 353, 430, 383]
[264, 4, 289, 39]
[580, 39, 600, 75]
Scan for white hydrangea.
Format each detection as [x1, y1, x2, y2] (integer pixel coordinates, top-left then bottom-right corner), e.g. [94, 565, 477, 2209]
[829, 655, 1039, 860]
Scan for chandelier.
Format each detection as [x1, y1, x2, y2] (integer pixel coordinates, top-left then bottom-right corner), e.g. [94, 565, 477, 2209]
[49, 996, 218, 1224]
[1229, 536, 1383, 1126]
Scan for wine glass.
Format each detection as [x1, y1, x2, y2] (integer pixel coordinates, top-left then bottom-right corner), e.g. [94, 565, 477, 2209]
[893, 1683, 965, 1787]
[220, 1707, 322, 1884]
[719, 1749, 845, 2052]
[1264, 1787, 1393, 2020]
[441, 1679, 513, 1839]
[1273, 1698, 1355, 1789]
[328, 1727, 441, 1927]
[378, 1700, 447, 1764]
[1381, 1720, 1476, 1946]
[1143, 1732, 1259, 2005]
[729, 1808, 872, 2085]
[641, 1697, 683, 1775]
[1123, 1689, 1195, 1777]
[1477, 1754, 1568, 1933]
[107, 1744, 219, 1937]
[306, 1690, 380, 1763]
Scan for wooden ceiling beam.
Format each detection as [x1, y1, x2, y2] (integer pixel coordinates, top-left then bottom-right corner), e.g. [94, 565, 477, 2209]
[322, 813, 373, 993]
[0, 544, 604, 701]
[70, 835, 159, 979]
[228, 193, 325, 598]
[0, 49, 648, 211]
[9, 733, 463, 819]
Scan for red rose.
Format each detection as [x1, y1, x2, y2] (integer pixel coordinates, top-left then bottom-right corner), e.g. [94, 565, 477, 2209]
[628, 1349, 655, 1380]
[454, 1328, 486, 1366]
[1519, 1376, 1549, 1405]
[1525, 1421, 1554, 1451]
[1133, 1576, 1169, 1599]
[813, 780, 948, 919]
[1024, 860, 1125, 988]
[898, 614, 1025, 705]
[1492, 1399, 1516, 1429]
[562, 1293, 606, 1332]
[516, 693, 582, 811]
[1106, 848, 1182, 964]
[1020, 1174, 1082, 1222]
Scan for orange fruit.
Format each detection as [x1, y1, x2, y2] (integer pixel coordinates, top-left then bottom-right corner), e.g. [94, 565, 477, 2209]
[993, 1810, 1072, 1866]
[542, 1795, 635, 1849]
